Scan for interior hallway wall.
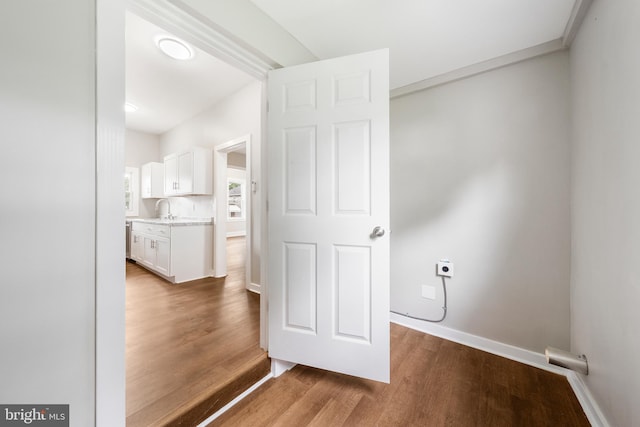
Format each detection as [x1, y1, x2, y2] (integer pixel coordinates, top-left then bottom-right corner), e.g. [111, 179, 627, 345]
[570, 0, 640, 424]
[390, 50, 571, 352]
[0, 2, 99, 425]
[160, 81, 262, 285]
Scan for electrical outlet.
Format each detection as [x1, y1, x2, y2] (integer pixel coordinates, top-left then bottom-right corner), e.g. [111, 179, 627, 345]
[437, 259, 454, 277]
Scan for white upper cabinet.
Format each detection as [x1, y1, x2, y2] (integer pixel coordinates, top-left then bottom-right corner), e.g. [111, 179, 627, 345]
[141, 162, 165, 199]
[164, 147, 212, 196]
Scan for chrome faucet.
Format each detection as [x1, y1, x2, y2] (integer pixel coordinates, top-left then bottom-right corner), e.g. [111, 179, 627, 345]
[155, 198, 174, 220]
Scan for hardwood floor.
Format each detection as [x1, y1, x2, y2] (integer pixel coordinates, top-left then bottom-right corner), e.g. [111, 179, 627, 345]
[126, 236, 268, 427]
[210, 323, 589, 427]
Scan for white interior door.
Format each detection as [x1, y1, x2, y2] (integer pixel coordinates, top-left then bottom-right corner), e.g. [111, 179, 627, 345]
[268, 49, 390, 383]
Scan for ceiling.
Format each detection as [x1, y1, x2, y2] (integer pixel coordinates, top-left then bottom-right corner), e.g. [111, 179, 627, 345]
[250, 0, 576, 90]
[125, 11, 256, 135]
[126, 1, 578, 134]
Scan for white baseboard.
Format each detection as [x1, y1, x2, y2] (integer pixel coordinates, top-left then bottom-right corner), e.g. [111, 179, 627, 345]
[566, 372, 610, 427]
[246, 282, 260, 294]
[390, 312, 609, 426]
[390, 312, 565, 374]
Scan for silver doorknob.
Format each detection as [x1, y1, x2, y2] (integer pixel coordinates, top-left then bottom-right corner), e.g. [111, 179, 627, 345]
[370, 226, 385, 238]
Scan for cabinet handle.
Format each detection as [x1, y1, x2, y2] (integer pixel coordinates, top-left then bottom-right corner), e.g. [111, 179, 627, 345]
[151, 240, 155, 249]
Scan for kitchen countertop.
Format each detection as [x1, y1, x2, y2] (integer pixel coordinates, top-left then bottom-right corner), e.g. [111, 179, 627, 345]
[129, 217, 213, 226]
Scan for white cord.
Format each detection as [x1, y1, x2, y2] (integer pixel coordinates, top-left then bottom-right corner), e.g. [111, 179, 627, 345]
[391, 276, 448, 323]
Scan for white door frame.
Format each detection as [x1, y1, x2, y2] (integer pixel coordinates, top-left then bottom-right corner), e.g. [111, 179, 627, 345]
[214, 135, 252, 290]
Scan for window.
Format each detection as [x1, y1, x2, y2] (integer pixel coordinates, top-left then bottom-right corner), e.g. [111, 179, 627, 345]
[125, 167, 139, 217]
[227, 178, 245, 220]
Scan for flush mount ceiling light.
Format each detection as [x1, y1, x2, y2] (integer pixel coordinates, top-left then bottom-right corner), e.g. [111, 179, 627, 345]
[124, 102, 138, 113]
[156, 36, 194, 60]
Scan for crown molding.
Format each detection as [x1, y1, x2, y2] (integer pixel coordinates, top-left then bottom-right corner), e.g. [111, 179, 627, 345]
[391, 0, 594, 100]
[391, 39, 565, 99]
[127, 0, 276, 80]
[562, 0, 594, 47]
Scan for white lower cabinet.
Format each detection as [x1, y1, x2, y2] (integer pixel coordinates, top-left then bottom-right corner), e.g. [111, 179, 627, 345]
[131, 231, 144, 263]
[142, 235, 170, 276]
[154, 237, 170, 276]
[130, 221, 212, 283]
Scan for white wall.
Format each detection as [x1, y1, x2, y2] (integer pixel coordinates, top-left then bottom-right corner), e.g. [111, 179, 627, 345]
[125, 129, 161, 218]
[390, 51, 571, 352]
[570, 1, 640, 425]
[160, 81, 262, 284]
[0, 2, 98, 425]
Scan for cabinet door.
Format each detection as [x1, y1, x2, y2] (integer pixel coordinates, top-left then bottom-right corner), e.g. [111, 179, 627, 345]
[131, 231, 144, 262]
[141, 163, 152, 198]
[143, 162, 165, 198]
[154, 237, 170, 276]
[177, 151, 193, 194]
[164, 155, 178, 196]
[142, 236, 156, 268]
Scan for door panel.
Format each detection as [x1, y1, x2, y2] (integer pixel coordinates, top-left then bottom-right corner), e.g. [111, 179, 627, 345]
[284, 242, 317, 333]
[268, 49, 390, 383]
[334, 244, 371, 342]
[334, 120, 371, 214]
[284, 127, 317, 215]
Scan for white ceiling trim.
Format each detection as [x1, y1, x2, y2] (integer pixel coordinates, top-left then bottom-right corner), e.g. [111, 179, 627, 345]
[127, 0, 275, 80]
[562, 0, 594, 47]
[391, 0, 594, 100]
[390, 39, 565, 99]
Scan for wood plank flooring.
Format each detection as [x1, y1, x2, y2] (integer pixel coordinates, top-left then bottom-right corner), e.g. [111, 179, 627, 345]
[126, 236, 268, 427]
[210, 323, 589, 427]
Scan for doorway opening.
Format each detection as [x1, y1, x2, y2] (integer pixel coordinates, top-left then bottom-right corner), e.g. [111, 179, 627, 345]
[123, 6, 268, 426]
[213, 135, 255, 294]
